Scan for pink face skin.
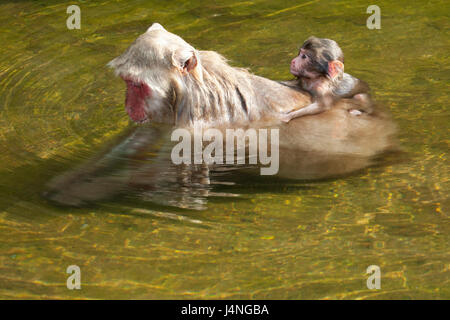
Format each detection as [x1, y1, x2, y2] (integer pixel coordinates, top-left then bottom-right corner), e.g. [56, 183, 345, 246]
[290, 49, 318, 79]
[123, 78, 152, 123]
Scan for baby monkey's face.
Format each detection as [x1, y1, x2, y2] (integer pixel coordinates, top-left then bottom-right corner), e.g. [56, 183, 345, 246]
[290, 48, 320, 79]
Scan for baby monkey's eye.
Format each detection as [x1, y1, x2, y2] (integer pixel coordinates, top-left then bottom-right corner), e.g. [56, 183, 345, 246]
[301, 54, 307, 59]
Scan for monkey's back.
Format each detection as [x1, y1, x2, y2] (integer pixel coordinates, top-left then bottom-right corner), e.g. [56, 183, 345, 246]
[334, 73, 370, 98]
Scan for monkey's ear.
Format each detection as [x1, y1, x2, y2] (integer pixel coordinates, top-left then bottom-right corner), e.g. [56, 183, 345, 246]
[147, 23, 166, 32]
[327, 60, 344, 79]
[172, 50, 197, 73]
[183, 55, 198, 73]
[172, 50, 203, 83]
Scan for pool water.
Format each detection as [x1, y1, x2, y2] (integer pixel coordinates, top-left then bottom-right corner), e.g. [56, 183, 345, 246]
[0, 0, 448, 299]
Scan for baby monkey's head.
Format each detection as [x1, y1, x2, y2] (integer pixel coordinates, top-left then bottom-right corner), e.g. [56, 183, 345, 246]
[290, 36, 344, 81]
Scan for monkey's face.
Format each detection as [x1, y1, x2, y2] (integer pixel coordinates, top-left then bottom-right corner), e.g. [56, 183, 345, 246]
[108, 23, 203, 124]
[290, 48, 321, 79]
[292, 37, 345, 82]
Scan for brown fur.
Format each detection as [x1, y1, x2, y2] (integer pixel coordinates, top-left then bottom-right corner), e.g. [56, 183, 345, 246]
[108, 24, 397, 156]
[282, 36, 373, 122]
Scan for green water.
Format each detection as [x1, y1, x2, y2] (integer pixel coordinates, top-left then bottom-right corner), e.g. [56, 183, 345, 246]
[0, 0, 448, 299]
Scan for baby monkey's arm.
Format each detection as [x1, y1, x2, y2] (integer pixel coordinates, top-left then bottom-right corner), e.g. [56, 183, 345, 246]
[279, 101, 324, 122]
[279, 77, 373, 123]
[279, 92, 373, 123]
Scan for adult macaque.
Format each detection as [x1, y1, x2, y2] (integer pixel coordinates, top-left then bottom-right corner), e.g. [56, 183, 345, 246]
[279, 36, 373, 122]
[43, 26, 399, 207]
[108, 23, 396, 158]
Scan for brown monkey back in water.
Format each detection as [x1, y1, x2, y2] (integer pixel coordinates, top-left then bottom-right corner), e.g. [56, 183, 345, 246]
[108, 23, 397, 158]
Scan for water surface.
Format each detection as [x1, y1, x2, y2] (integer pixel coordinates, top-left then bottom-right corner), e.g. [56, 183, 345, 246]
[0, 0, 448, 299]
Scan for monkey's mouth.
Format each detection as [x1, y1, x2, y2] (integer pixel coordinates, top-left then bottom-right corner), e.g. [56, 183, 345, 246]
[290, 66, 300, 77]
[123, 77, 152, 123]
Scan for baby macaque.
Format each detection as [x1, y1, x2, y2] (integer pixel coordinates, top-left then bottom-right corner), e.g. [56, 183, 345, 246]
[280, 36, 373, 122]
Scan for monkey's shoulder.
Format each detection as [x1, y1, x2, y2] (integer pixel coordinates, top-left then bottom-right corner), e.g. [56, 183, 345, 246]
[335, 73, 370, 98]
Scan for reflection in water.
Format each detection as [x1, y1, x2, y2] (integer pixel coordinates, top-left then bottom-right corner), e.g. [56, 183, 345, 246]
[44, 125, 210, 210]
[44, 120, 398, 210]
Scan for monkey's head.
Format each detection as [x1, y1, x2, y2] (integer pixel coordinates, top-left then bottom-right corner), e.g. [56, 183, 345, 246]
[290, 36, 344, 82]
[108, 23, 203, 124]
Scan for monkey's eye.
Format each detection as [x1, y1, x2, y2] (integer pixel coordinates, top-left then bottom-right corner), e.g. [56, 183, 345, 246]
[301, 54, 307, 59]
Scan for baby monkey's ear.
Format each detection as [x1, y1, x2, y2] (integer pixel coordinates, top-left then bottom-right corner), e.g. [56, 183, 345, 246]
[327, 60, 344, 80]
